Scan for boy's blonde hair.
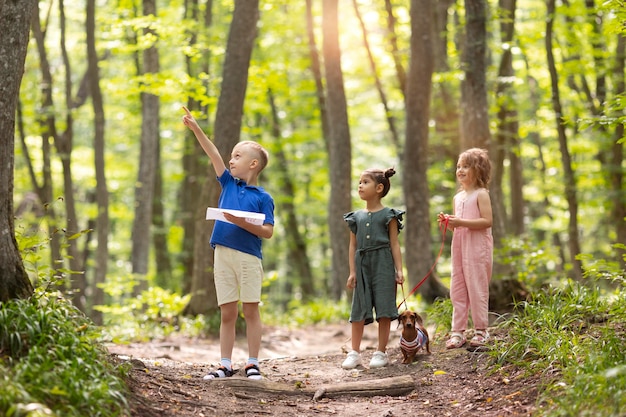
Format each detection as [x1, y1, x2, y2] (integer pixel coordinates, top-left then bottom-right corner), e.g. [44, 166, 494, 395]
[239, 141, 269, 172]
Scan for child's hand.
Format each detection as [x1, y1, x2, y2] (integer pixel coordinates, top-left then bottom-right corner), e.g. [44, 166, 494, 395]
[395, 270, 404, 285]
[346, 274, 356, 289]
[437, 212, 448, 225]
[182, 106, 199, 130]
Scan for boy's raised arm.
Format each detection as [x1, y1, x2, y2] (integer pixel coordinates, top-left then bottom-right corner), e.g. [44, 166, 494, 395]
[182, 106, 226, 177]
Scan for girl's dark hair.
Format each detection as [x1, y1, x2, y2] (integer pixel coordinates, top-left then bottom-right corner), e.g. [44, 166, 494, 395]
[362, 167, 396, 198]
[459, 148, 491, 188]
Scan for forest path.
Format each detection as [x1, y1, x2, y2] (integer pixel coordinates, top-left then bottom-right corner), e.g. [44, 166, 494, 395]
[107, 323, 539, 416]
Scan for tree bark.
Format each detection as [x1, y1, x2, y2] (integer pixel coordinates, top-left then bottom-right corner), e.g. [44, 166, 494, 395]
[352, 0, 402, 161]
[546, 0, 583, 281]
[86, 0, 109, 324]
[323, 0, 352, 301]
[610, 34, 626, 271]
[132, 0, 161, 295]
[58, 0, 87, 313]
[383, 0, 407, 97]
[214, 374, 415, 400]
[180, 0, 213, 294]
[460, 0, 491, 151]
[30, 0, 63, 280]
[0, 0, 36, 302]
[494, 0, 523, 236]
[306, 0, 330, 146]
[267, 89, 314, 302]
[404, 0, 449, 303]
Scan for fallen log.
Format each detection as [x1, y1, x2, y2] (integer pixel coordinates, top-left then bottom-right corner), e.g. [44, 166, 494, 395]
[213, 374, 415, 401]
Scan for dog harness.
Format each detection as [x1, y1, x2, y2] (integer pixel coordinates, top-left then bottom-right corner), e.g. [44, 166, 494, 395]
[400, 329, 428, 353]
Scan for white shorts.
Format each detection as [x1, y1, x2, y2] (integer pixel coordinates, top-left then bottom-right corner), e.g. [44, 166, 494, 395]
[213, 245, 264, 305]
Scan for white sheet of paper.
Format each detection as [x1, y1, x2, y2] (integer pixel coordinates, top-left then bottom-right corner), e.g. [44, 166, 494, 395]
[205, 207, 265, 225]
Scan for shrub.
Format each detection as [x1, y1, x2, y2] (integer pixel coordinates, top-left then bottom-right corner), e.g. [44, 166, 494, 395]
[0, 292, 129, 417]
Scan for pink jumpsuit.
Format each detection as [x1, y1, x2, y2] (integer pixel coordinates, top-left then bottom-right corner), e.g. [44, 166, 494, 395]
[450, 189, 493, 332]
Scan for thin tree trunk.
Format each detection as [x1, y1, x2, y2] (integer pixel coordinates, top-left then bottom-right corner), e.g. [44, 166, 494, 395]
[352, 0, 402, 161]
[383, 0, 407, 96]
[494, 0, 523, 236]
[546, 0, 583, 281]
[30, 1, 63, 280]
[267, 89, 314, 302]
[404, 0, 448, 303]
[87, 0, 109, 325]
[306, 0, 330, 146]
[432, 0, 455, 72]
[153, 147, 172, 288]
[323, 0, 351, 301]
[0, 0, 36, 302]
[610, 35, 626, 271]
[131, 0, 160, 295]
[58, 0, 87, 313]
[180, 0, 213, 294]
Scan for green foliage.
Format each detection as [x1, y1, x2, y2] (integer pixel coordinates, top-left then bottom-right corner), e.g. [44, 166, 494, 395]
[491, 262, 626, 417]
[96, 276, 207, 342]
[424, 297, 453, 339]
[263, 297, 350, 328]
[497, 236, 563, 288]
[0, 292, 129, 417]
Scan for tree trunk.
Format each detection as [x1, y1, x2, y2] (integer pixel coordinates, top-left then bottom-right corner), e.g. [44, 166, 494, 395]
[323, 0, 352, 301]
[186, 0, 259, 316]
[0, 0, 36, 302]
[494, 0, 523, 236]
[30, 1, 63, 282]
[352, 0, 402, 161]
[404, 0, 449, 303]
[267, 89, 314, 303]
[546, 0, 583, 281]
[58, 0, 87, 313]
[153, 149, 172, 288]
[610, 34, 626, 271]
[383, 0, 407, 97]
[87, 0, 109, 324]
[306, 0, 330, 146]
[180, 0, 213, 294]
[132, 0, 161, 295]
[460, 0, 491, 151]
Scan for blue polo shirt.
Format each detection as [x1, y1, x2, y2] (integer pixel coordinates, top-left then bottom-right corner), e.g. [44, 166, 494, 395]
[210, 170, 274, 259]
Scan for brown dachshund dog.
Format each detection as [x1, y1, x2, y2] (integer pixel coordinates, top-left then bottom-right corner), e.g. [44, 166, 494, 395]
[398, 310, 430, 364]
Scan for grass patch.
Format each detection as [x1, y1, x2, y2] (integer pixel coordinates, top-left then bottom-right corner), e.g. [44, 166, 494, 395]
[0, 290, 129, 417]
[491, 275, 626, 416]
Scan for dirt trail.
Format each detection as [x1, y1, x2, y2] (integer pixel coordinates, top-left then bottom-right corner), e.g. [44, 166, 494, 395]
[107, 324, 539, 416]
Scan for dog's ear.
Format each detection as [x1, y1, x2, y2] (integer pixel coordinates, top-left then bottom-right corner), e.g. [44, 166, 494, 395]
[415, 312, 424, 324]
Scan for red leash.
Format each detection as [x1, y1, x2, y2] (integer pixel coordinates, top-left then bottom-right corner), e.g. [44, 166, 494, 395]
[398, 216, 449, 309]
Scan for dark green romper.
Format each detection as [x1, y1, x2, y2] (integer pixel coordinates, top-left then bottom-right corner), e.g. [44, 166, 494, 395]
[343, 207, 405, 325]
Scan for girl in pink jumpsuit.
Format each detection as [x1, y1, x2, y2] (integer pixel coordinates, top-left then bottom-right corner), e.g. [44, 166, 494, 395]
[438, 148, 493, 349]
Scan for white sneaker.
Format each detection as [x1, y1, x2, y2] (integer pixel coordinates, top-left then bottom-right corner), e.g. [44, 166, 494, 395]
[341, 350, 362, 369]
[369, 351, 389, 368]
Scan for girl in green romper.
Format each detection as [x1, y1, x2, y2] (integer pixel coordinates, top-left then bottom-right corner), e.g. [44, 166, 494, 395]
[341, 167, 405, 369]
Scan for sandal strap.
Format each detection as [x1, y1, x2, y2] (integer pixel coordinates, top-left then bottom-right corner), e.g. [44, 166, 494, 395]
[245, 363, 262, 379]
[207, 366, 233, 378]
